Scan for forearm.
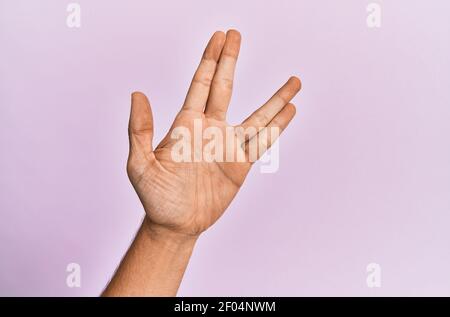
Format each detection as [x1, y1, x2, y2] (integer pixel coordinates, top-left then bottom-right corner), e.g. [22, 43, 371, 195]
[102, 217, 198, 296]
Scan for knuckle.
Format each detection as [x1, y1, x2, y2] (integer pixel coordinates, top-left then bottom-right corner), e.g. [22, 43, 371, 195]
[193, 74, 213, 87]
[254, 112, 270, 127]
[214, 76, 233, 91]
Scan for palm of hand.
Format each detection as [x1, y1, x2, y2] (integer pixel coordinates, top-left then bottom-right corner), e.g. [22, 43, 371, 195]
[127, 30, 301, 236]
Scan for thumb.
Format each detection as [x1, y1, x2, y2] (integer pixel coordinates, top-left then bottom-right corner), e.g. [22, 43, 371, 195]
[128, 91, 154, 162]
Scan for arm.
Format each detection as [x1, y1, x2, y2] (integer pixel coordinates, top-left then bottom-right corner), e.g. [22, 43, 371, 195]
[103, 29, 301, 296]
[102, 219, 197, 296]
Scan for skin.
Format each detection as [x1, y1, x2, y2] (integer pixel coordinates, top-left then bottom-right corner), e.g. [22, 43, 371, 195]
[102, 30, 301, 296]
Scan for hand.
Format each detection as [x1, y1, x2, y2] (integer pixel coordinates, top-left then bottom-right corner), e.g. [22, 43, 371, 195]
[127, 30, 301, 238]
[104, 29, 301, 296]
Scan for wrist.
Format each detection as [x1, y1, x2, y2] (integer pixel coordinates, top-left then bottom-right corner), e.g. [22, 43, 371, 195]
[141, 217, 199, 251]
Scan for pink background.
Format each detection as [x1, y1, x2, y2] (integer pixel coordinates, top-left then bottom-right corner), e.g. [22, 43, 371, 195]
[1, 0, 450, 296]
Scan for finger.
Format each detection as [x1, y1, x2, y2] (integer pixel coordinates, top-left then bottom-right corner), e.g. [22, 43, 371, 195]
[240, 76, 301, 138]
[253, 103, 297, 160]
[182, 31, 226, 112]
[204, 29, 241, 120]
[128, 92, 154, 161]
